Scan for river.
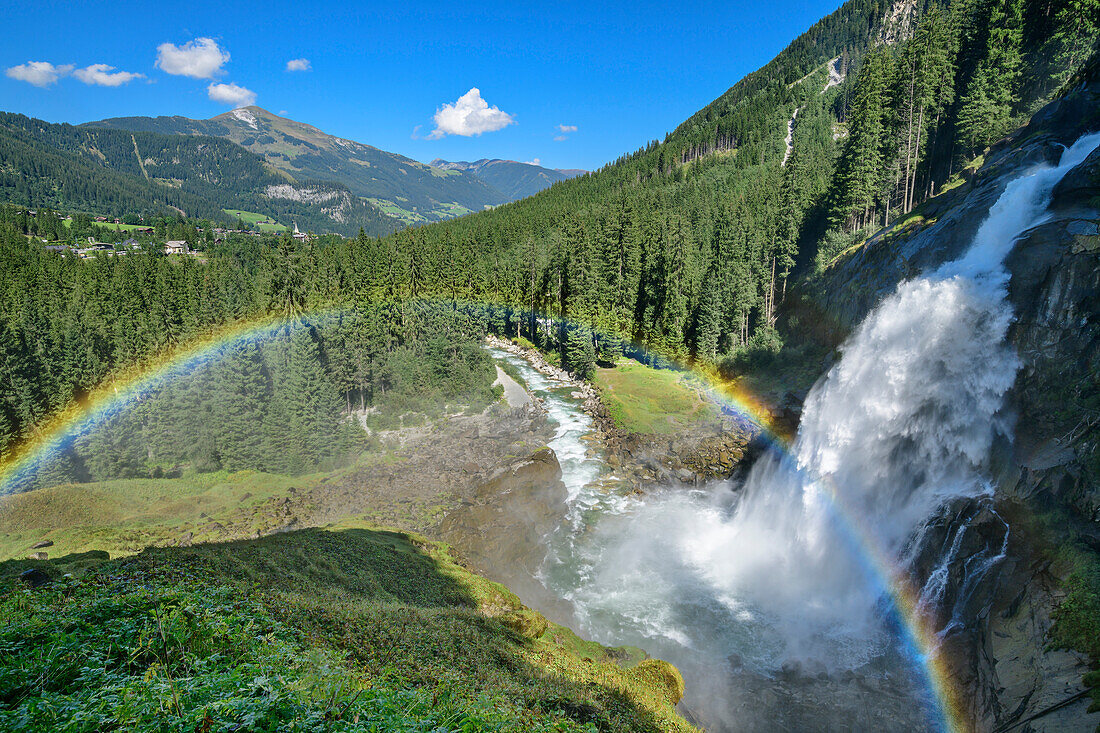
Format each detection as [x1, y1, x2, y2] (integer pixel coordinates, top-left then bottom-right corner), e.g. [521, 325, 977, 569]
[488, 345, 930, 731]
[482, 131, 1100, 733]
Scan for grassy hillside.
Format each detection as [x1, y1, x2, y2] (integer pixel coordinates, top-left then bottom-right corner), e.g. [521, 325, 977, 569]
[224, 208, 289, 232]
[594, 361, 718, 435]
[0, 524, 694, 732]
[0, 112, 399, 237]
[0, 470, 309, 560]
[87, 107, 506, 225]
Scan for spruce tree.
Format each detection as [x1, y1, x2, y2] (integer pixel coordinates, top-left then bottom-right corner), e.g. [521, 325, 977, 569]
[565, 324, 597, 380]
[957, 0, 1024, 153]
[212, 341, 272, 471]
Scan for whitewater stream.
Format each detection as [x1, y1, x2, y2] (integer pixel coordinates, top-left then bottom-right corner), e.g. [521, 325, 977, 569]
[488, 133, 1100, 731]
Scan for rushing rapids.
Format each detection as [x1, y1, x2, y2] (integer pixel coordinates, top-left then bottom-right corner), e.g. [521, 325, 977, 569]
[488, 132, 1100, 731]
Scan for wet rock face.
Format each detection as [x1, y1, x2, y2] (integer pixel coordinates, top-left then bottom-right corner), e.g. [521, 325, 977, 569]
[801, 80, 1100, 731]
[439, 447, 570, 614]
[1051, 145, 1100, 209]
[1006, 212, 1100, 526]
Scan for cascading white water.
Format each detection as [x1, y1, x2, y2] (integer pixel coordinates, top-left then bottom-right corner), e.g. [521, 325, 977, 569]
[536, 132, 1100, 725]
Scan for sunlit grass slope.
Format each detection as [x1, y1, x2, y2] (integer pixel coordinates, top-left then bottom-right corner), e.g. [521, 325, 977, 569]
[0, 525, 694, 732]
[594, 360, 718, 435]
[0, 469, 314, 560]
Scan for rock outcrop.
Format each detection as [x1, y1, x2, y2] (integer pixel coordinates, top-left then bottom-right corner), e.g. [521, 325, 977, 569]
[439, 447, 572, 617]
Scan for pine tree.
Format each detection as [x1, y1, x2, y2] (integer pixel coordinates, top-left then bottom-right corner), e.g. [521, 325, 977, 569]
[264, 325, 345, 474]
[212, 341, 272, 470]
[833, 48, 894, 230]
[565, 324, 597, 380]
[957, 0, 1024, 153]
[695, 270, 722, 362]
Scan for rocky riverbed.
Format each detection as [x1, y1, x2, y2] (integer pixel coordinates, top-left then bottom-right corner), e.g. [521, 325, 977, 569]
[483, 335, 762, 487]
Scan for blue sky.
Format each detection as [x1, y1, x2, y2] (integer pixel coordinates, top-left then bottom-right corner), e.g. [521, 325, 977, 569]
[1, 0, 843, 171]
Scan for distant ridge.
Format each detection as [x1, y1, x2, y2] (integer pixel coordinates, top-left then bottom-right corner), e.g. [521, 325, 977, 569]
[87, 107, 506, 225]
[0, 110, 397, 236]
[429, 158, 586, 201]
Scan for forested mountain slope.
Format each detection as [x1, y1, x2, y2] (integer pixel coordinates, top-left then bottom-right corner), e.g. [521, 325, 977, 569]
[4, 0, 1092, 466]
[87, 107, 507, 225]
[370, 0, 1098, 368]
[430, 158, 586, 200]
[0, 112, 399, 236]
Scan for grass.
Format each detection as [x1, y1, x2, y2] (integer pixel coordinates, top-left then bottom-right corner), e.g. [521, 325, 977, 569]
[62, 219, 149, 233]
[0, 524, 694, 732]
[593, 360, 718, 435]
[364, 198, 428, 225]
[0, 470, 317, 561]
[223, 209, 289, 232]
[511, 335, 538, 350]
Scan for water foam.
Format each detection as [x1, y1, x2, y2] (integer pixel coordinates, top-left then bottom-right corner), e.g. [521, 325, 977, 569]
[542, 132, 1100, 727]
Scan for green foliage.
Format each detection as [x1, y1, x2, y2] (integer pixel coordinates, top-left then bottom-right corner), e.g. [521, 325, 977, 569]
[0, 527, 695, 732]
[1049, 546, 1100, 716]
[814, 227, 869, 271]
[376, 335, 499, 415]
[565, 325, 597, 380]
[1051, 552, 1100, 659]
[718, 327, 785, 378]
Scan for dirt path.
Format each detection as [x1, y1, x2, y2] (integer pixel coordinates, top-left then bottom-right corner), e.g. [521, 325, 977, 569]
[493, 365, 531, 407]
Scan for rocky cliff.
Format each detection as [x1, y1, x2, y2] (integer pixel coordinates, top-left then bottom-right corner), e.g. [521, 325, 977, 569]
[797, 72, 1100, 731]
[439, 447, 574, 620]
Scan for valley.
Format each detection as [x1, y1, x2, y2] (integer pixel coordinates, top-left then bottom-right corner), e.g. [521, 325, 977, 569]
[2, 0, 1100, 730]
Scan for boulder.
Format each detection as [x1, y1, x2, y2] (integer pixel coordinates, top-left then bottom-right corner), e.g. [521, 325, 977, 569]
[19, 568, 51, 588]
[30, 540, 53, 549]
[630, 659, 686, 705]
[27, 552, 47, 561]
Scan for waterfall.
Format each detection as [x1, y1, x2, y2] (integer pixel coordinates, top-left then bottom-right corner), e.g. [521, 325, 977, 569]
[545, 132, 1100, 725]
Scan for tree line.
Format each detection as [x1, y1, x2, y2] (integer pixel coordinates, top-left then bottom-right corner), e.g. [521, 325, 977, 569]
[1, 0, 1096, 484]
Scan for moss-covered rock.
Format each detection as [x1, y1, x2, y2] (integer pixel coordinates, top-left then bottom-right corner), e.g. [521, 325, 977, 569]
[499, 608, 549, 639]
[631, 659, 686, 706]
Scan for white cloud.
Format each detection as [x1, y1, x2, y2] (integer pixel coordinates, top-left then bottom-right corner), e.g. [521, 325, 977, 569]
[207, 82, 256, 107]
[285, 58, 311, 72]
[428, 88, 515, 139]
[558, 124, 578, 133]
[5, 61, 73, 87]
[73, 64, 144, 87]
[553, 135, 568, 142]
[156, 37, 228, 79]
[524, 158, 541, 166]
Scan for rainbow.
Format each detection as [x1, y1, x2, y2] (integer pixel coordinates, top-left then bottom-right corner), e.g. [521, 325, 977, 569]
[0, 311, 332, 495]
[0, 302, 967, 732]
[697, 378, 966, 732]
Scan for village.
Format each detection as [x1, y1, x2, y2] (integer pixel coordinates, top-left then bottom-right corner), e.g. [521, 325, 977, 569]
[13, 208, 314, 260]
